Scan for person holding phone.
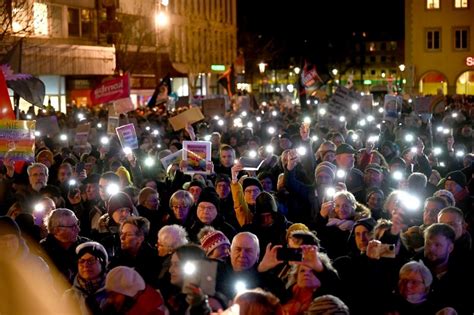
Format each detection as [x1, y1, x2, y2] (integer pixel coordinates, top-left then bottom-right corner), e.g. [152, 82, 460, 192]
[165, 244, 225, 314]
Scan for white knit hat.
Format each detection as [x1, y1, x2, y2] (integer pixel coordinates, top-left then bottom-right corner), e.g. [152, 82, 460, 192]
[105, 266, 145, 297]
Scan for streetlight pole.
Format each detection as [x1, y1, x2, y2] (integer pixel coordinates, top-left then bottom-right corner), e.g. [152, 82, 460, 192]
[398, 64, 406, 94]
[258, 61, 266, 100]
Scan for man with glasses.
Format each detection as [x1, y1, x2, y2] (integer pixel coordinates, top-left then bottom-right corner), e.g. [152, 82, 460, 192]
[40, 208, 89, 284]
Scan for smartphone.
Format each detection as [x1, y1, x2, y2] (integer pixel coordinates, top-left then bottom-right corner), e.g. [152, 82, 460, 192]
[75, 162, 85, 174]
[379, 243, 396, 258]
[182, 260, 217, 296]
[276, 247, 303, 262]
[68, 179, 80, 197]
[239, 157, 264, 171]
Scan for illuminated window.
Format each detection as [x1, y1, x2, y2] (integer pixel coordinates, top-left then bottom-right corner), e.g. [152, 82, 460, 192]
[67, 7, 94, 38]
[33, 3, 48, 36]
[369, 42, 376, 52]
[426, 0, 440, 9]
[426, 29, 441, 50]
[454, 27, 469, 50]
[454, 0, 468, 8]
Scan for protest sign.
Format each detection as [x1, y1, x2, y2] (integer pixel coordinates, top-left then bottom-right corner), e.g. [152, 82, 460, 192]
[160, 149, 183, 170]
[91, 73, 130, 105]
[360, 94, 374, 112]
[202, 98, 226, 118]
[0, 120, 35, 162]
[36, 116, 60, 136]
[383, 95, 403, 122]
[169, 107, 205, 131]
[74, 123, 91, 151]
[114, 97, 136, 114]
[107, 116, 119, 135]
[328, 86, 360, 118]
[182, 141, 211, 174]
[116, 123, 138, 150]
[413, 96, 432, 114]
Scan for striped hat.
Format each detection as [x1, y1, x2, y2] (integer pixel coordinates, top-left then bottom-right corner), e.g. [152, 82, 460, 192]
[200, 230, 230, 255]
[305, 294, 349, 315]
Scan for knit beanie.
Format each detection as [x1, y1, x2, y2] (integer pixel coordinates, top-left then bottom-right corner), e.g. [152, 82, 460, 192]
[107, 192, 134, 217]
[105, 266, 145, 297]
[197, 187, 220, 211]
[255, 191, 277, 214]
[315, 162, 336, 179]
[200, 230, 230, 255]
[305, 294, 350, 314]
[189, 180, 206, 190]
[242, 177, 263, 192]
[76, 241, 109, 269]
[286, 223, 310, 240]
[36, 149, 54, 165]
[445, 170, 467, 188]
[0, 216, 21, 237]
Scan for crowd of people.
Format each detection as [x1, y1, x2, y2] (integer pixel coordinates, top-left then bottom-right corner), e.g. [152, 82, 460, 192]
[0, 92, 473, 315]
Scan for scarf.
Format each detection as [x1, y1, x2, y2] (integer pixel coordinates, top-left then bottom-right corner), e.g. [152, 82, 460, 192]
[327, 218, 355, 231]
[283, 286, 315, 315]
[454, 188, 470, 204]
[77, 274, 105, 295]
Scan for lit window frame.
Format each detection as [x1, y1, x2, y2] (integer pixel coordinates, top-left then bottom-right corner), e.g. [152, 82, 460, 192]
[454, 0, 469, 8]
[426, 0, 440, 9]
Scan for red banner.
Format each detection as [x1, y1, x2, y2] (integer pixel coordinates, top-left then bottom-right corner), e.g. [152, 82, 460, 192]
[91, 73, 130, 105]
[0, 69, 15, 120]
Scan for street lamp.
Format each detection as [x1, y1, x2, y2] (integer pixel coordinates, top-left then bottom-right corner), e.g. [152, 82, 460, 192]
[258, 62, 266, 97]
[398, 64, 406, 93]
[332, 68, 338, 76]
[155, 11, 169, 28]
[294, 67, 301, 75]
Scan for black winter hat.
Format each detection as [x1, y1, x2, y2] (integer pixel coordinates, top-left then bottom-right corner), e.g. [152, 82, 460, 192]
[255, 191, 277, 214]
[352, 217, 377, 233]
[197, 187, 220, 211]
[242, 177, 263, 192]
[189, 180, 205, 190]
[445, 170, 467, 188]
[0, 216, 21, 237]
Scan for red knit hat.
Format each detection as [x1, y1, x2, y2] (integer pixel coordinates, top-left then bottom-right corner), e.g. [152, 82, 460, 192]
[200, 230, 230, 255]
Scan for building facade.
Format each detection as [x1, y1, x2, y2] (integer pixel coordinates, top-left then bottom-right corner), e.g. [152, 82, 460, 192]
[405, 0, 474, 95]
[0, 0, 237, 112]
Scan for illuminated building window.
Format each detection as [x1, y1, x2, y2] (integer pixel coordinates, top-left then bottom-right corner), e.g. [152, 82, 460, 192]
[426, 29, 441, 50]
[34, 3, 48, 35]
[369, 42, 376, 52]
[68, 7, 93, 38]
[454, 27, 469, 50]
[454, 0, 468, 8]
[426, 0, 440, 9]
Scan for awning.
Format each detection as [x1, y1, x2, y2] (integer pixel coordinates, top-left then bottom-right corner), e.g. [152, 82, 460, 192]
[21, 43, 116, 76]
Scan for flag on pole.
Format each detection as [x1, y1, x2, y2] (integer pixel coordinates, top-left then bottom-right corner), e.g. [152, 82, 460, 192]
[218, 65, 236, 97]
[147, 73, 171, 107]
[0, 69, 15, 120]
[0, 40, 45, 108]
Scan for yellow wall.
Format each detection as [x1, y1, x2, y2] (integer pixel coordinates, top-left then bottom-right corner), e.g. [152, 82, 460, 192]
[406, 0, 474, 94]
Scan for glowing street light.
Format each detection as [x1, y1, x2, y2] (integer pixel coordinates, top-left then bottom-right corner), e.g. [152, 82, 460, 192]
[155, 11, 169, 28]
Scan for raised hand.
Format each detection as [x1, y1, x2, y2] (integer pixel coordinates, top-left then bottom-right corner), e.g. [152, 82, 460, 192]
[258, 243, 283, 272]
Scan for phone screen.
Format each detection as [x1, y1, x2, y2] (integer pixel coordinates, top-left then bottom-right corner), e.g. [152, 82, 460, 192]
[276, 247, 303, 261]
[182, 260, 217, 296]
[76, 162, 85, 174]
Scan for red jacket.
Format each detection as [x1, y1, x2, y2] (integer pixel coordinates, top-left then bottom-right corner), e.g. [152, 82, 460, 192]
[127, 285, 165, 315]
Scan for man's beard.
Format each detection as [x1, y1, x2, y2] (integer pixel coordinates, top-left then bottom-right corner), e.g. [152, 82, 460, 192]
[32, 183, 45, 192]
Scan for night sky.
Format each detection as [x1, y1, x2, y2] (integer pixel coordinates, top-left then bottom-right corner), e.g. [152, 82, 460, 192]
[237, 0, 405, 70]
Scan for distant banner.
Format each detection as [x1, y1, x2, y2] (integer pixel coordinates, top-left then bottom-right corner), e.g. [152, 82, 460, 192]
[383, 95, 403, 122]
[74, 123, 91, 150]
[202, 98, 226, 118]
[328, 86, 360, 118]
[36, 116, 60, 136]
[114, 97, 136, 114]
[160, 149, 183, 170]
[413, 96, 432, 114]
[116, 123, 138, 150]
[91, 73, 130, 105]
[0, 120, 35, 162]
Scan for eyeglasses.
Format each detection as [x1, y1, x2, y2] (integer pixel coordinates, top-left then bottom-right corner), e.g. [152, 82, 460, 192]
[57, 222, 80, 229]
[399, 278, 425, 286]
[244, 188, 261, 194]
[78, 257, 98, 266]
[172, 204, 187, 209]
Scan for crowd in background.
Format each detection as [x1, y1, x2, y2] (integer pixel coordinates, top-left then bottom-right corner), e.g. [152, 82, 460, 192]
[0, 92, 473, 315]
